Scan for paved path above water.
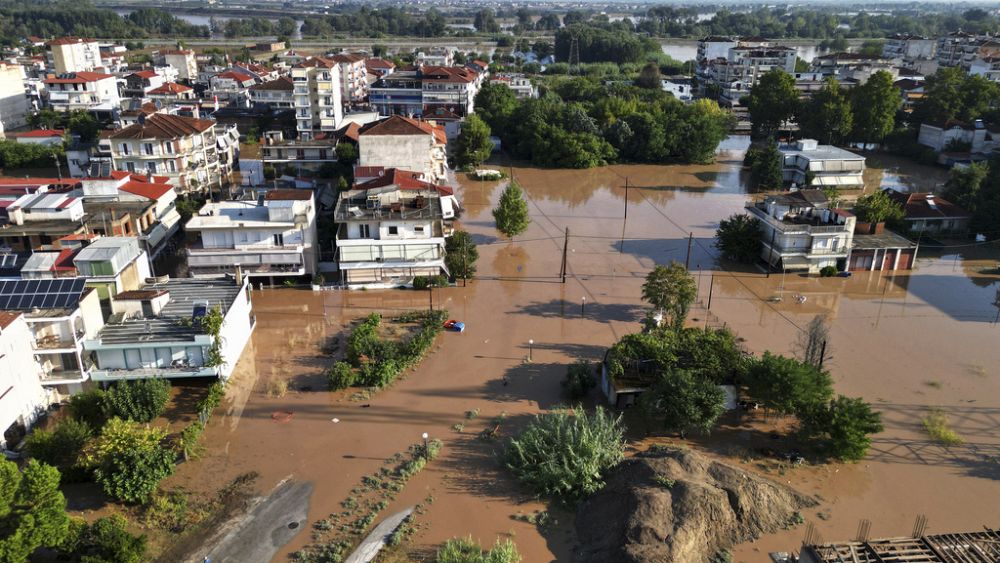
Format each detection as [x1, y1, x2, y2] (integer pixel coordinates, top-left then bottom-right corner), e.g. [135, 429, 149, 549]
[344, 508, 414, 563]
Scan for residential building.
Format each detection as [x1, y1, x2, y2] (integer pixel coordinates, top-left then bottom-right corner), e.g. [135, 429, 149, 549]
[329, 53, 368, 104]
[885, 189, 971, 234]
[369, 69, 423, 116]
[185, 190, 317, 279]
[48, 37, 102, 74]
[84, 277, 254, 382]
[492, 74, 536, 99]
[811, 53, 898, 83]
[696, 36, 739, 65]
[2, 191, 85, 226]
[0, 277, 105, 398]
[80, 171, 181, 258]
[122, 70, 164, 98]
[334, 169, 458, 286]
[848, 231, 918, 272]
[44, 71, 120, 115]
[969, 57, 1000, 82]
[72, 236, 152, 302]
[702, 41, 796, 106]
[917, 119, 1000, 162]
[108, 113, 238, 193]
[0, 312, 49, 450]
[357, 115, 448, 183]
[259, 130, 339, 174]
[11, 129, 65, 146]
[161, 49, 198, 82]
[660, 76, 694, 102]
[365, 57, 396, 77]
[882, 34, 936, 62]
[778, 139, 866, 189]
[291, 58, 344, 140]
[0, 63, 31, 137]
[370, 66, 481, 118]
[416, 48, 454, 67]
[249, 76, 295, 109]
[208, 69, 258, 104]
[147, 82, 197, 105]
[745, 189, 857, 273]
[895, 78, 925, 112]
[937, 33, 1000, 70]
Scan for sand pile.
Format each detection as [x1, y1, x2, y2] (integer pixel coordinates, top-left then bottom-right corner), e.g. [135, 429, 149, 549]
[574, 448, 816, 563]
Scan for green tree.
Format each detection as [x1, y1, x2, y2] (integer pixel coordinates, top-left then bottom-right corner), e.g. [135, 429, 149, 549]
[474, 83, 518, 131]
[715, 213, 762, 263]
[335, 141, 358, 165]
[641, 262, 697, 331]
[943, 160, 989, 213]
[562, 360, 595, 400]
[743, 352, 834, 416]
[104, 378, 171, 423]
[798, 77, 853, 145]
[640, 369, 726, 437]
[444, 231, 479, 281]
[634, 62, 662, 89]
[27, 109, 60, 130]
[61, 514, 147, 563]
[67, 110, 100, 143]
[853, 190, 904, 225]
[747, 69, 799, 139]
[25, 418, 93, 482]
[676, 99, 732, 164]
[67, 388, 109, 428]
[800, 396, 883, 461]
[92, 419, 175, 504]
[473, 9, 500, 32]
[745, 143, 783, 190]
[0, 459, 71, 562]
[372, 44, 387, 58]
[492, 182, 530, 238]
[850, 71, 901, 145]
[503, 408, 625, 500]
[912, 67, 964, 125]
[454, 115, 494, 168]
[858, 39, 884, 57]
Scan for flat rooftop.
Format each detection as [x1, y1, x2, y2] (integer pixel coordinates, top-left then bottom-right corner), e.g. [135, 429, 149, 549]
[93, 278, 243, 345]
[186, 201, 299, 229]
[853, 231, 918, 250]
[779, 143, 865, 161]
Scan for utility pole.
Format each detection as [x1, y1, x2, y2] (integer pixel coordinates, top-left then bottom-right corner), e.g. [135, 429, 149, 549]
[560, 227, 569, 283]
[684, 232, 693, 269]
[619, 178, 629, 254]
[428, 287, 433, 312]
[818, 340, 827, 369]
[461, 236, 468, 287]
[707, 274, 715, 310]
[766, 229, 776, 277]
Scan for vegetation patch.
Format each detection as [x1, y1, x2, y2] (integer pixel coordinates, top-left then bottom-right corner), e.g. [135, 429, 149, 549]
[922, 409, 963, 446]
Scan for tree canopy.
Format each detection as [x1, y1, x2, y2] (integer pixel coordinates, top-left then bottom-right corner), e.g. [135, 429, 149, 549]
[743, 352, 834, 416]
[853, 190, 905, 225]
[850, 71, 901, 144]
[453, 114, 494, 169]
[800, 396, 884, 461]
[92, 419, 175, 504]
[715, 213, 763, 263]
[0, 459, 71, 562]
[745, 143, 784, 190]
[493, 182, 531, 238]
[640, 369, 726, 437]
[642, 262, 697, 331]
[798, 77, 853, 145]
[747, 69, 799, 139]
[444, 231, 479, 281]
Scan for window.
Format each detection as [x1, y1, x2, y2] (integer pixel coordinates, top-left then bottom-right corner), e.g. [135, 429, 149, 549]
[125, 162, 136, 173]
[273, 233, 284, 246]
[120, 143, 131, 155]
[146, 162, 157, 174]
[359, 224, 370, 238]
[143, 143, 154, 155]
[414, 226, 425, 234]
[164, 142, 174, 154]
[388, 226, 399, 236]
[167, 160, 176, 172]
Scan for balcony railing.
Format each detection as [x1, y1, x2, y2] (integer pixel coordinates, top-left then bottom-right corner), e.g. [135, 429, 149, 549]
[91, 366, 217, 381]
[746, 205, 850, 235]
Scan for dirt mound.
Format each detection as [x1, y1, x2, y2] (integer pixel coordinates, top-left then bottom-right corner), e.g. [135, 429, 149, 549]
[574, 448, 816, 563]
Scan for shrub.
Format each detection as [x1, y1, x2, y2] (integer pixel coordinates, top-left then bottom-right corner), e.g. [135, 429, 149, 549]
[199, 382, 226, 414]
[503, 407, 625, 501]
[68, 514, 147, 563]
[104, 379, 171, 423]
[562, 360, 595, 400]
[921, 408, 963, 446]
[67, 388, 109, 428]
[819, 265, 838, 277]
[92, 419, 175, 504]
[436, 536, 522, 563]
[327, 361, 356, 390]
[177, 421, 205, 461]
[413, 275, 449, 289]
[800, 396, 883, 461]
[25, 418, 93, 481]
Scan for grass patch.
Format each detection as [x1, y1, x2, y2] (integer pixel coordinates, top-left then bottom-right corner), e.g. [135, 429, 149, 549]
[465, 408, 480, 420]
[266, 378, 289, 397]
[922, 409, 963, 446]
[653, 475, 676, 489]
[924, 380, 943, 389]
[452, 423, 465, 433]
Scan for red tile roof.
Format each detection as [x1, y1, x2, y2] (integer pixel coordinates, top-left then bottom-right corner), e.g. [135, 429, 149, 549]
[358, 115, 446, 144]
[365, 57, 396, 70]
[120, 180, 174, 200]
[109, 113, 215, 139]
[355, 168, 453, 195]
[14, 129, 65, 138]
[47, 37, 94, 46]
[129, 70, 159, 79]
[44, 71, 115, 84]
[295, 57, 337, 69]
[0, 311, 23, 330]
[330, 53, 365, 64]
[214, 70, 255, 82]
[148, 82, 192, 95]
[53, 248, 78, 271]
[421, 65, 477, 83]
[265, 189, 312, 201]
[336, 122, 361, 143]
[884, 190, 970, 219]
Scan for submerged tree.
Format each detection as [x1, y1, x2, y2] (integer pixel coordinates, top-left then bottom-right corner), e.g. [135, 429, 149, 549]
[453, 114, 494, 169]
[444, 231, 479, 282]
[800, 396, 883, 461]
[492, 181, 531, 238]
[715, 213, 762, 263]
[641, 262, 697, 331]
[747, 68, 799, 139]
[640, 369, 726, 438]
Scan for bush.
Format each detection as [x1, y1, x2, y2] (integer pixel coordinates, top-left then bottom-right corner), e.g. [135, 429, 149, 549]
[104, 379, 171, 423]
[67, 388, 109, 428]
[66, 514, 147, 563]
[92, 419, 175, 504]
[503, 407, 625, 501]
[343, 311, 447, 389]
[25, 418, 93, 482]
[800, 396, 883, 461]
[413, 275, 449, 289]
[819, 266, 838, 277]
[562, 360, 595, 400]
[327, 361, 356, 390]
[436, 536, 521, 563]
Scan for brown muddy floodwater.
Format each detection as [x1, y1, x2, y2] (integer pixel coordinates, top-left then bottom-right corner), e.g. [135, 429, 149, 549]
[167, 143, 1000, 562]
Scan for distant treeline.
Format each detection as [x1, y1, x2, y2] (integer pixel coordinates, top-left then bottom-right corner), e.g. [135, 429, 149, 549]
[0, 1, 208, 41]
[300, 6, 448, 38]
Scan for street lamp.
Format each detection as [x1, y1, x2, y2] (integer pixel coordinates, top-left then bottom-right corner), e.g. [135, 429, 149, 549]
[528, 339, 533, 362]
[421, 432, 429, 460]
[52, 154, 62, 182]
[581, 296, 586, 316]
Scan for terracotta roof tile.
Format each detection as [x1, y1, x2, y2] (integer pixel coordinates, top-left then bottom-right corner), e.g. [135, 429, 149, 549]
[250, 76, 294, 91]
[44, 71, 114, 84]
[358, 115, 446, 144]
[149, 82, 193, 95]
[14, 129, 65, 138]
[264, 189, 312, 201]
[109, 113, 215, 140]
[354, 168, 453, 195]
[120, 180, 174, 200]
[0, 311, 23, 330]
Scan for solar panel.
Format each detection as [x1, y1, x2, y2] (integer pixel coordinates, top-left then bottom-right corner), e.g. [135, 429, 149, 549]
[0, 277, 87, 311]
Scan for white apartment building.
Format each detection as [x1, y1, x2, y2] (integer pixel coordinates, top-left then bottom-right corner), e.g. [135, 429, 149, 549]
[208, 69, 258, 104]
[330, 53, 368, 105]
[80, 171, 181, 257]
[882, 34, 936, 62]
[0, 312, 49, 451]
[249, 76, 295, 109]
[108, 113, 238, 193]
[357, 115, 448, 183]
[937, 33, 1000, 70]
[334, 169, 458, 286]
[185, 190, 317, 279]
[778, 139, 866, 189]
[704, 42, 796, 106]
[811, 53, 898, 84]
[969, 57, 1000, 82]
[84, 277, 254, 382]
[0, 278, 106, 399]
[161, 50, 198, 82]
[48, 37, 102, 74]
[492, 74, 536, 99]
[292, 57, 344, 140]
[44, 72, 120, 114]
[697, 36, 739, 64]
[746, 190, 856, 274]
[0, 63, 31, 138]
[122, 70, 165, 98]
[259, 130, 339, 174]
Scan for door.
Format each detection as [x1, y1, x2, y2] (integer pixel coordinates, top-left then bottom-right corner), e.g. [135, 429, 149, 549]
[883, 250, 896, 271]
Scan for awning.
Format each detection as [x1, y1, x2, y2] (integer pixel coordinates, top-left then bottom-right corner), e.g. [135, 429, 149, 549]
[781, 256, 812, 271]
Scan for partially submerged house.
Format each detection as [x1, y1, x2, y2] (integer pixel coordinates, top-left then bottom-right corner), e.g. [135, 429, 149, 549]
[885, 189, 971, 234]
[778, 139, 866, 189]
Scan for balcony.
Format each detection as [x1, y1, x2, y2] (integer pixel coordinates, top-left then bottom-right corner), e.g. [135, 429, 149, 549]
[91, 366, 217, 382]
[746, 204, 851, 235]
[39, 369, 87, 385]
[33, 333, 81, 351]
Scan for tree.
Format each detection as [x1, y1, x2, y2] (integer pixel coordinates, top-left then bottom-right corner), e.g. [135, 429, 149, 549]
[641, 262, 697, 331]
[853, 190, 904, 225]
[912, 67, 964, 125]
[676, 99, 733, 164]
[444, 231, 479, 281]
[795, 315, 830, 369]
[858, 39, 884, 57]
[746, 69, 799, 139]
[743, 352, 834, 416]
[800, 396, 883, 461]
[453, 115, 493, 168]
[104, 378, 171, 423]
[27, 109, 60, 130]
[25, 418, 93, 482]
[640, 369, 726, 437]
[850, 71, 901, 145]
[715, 213, 762, 263]
[67, 110, 100, 143]
[503, 408, 625, 500]
[62, 514, 147, 563]
[562, 360, 595, 400]
[371, 44, 387, 58]
[473, 83, 518, 131]
[473, 9, 500, 33]
[335, 142, 358, 165]
[943, 160, 989, 213]
[634, 62, 662, 89]
[492, 182, 530, 238]
[92, 419, 175, 504]
[745, 143, 783, 190]
[0, 459, 71, 562]
[798, 77, 853, 145]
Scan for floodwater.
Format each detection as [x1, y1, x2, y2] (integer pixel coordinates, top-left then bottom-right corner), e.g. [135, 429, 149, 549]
[166, 144, 1000, 562]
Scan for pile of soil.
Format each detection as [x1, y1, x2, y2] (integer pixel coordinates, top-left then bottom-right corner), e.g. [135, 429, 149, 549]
[575, 448, 816, 563]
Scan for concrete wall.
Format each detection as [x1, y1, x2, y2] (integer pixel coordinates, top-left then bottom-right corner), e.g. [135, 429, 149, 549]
[0, 314, 49, 449]
[218, 280, 254, 379]
[358, 134, 434, 180]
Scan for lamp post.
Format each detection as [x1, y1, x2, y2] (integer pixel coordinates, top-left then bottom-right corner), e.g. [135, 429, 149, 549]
[528, 339, 533, 362]
[52, 154, 62, 182]
[581, 296, 586, 316]
[421, 432, 429, 460]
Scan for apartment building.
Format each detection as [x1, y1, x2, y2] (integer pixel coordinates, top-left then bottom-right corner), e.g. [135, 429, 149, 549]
[778, 139, 866, 189]
[937, 32, 1000, 70]
[0, 63, 31, 137]
[702, 41, 796, 106]
[334, 169, 457, 286]
[48, 37, 102, 74]
[969, 57, 1000, 82]
[330, 53, 368, 105]
[369, 66, 481, 118]
[0, 312, 49, 451]
[44, 71, 120, 114]
[811, 53, 898, 83]
[148, 82, 197, 105]
[697, 36, 739, 64]
[185, 190, 317, 279]
[882, 34, 936, 62]
[357, 115, 449, 183]
[83, 277, 254, 382]
[365, 57, 396, 77]
[249, 76, 295, 109]
[291, 57, 344, 140]
[259, 130, 338, 174]
[161, 49, 198, 82]
[745, 190, 856, 273]
[208, 69, 258, 104]
[108, 113, 238, 193]
[122, 70, 165, 98]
